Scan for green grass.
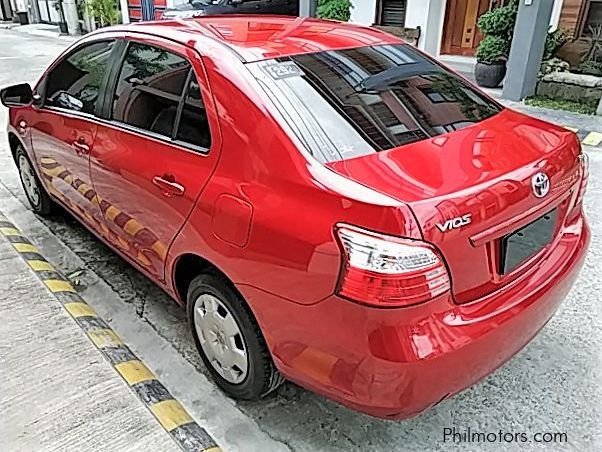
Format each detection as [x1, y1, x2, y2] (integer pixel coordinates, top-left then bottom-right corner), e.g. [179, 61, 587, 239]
[524, 96, 597, 115]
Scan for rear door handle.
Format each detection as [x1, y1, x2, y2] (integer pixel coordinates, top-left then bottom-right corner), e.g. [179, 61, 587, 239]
[152, 175, 185, 197]
[71, 139, 90, 156]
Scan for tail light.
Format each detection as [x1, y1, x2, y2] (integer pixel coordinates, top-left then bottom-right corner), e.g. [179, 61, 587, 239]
[335, 224, 451, 308]
[575, 153, 589, 207]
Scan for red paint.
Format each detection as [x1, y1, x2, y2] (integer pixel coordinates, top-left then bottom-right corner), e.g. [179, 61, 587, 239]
[213, 194, 254, 248]
[6, 17, 590, 419]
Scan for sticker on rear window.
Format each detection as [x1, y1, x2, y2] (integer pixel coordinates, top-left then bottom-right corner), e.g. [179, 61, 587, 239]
[264, 62, 304, 80]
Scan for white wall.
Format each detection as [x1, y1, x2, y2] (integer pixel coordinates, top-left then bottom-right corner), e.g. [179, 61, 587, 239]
[63, 0, 79, 34]
[120, 0, 130, 23]
[404, 0, 429, 29]
[350, 0, 377, 25]
[351, 0, 429, 27]
[13, 0, 26, 12]
[349, 0, 440, 52]
[551, 0, 563, 29]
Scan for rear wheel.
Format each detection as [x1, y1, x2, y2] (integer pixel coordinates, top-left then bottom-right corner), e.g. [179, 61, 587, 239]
[187, 274, 283, 399]
[16, 146, 56, 217]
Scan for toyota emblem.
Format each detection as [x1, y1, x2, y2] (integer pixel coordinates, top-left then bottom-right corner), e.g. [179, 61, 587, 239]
[532, 172, 550, 198]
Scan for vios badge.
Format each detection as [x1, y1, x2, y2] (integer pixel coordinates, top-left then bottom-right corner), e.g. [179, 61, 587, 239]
[436, 214, 472, 233]
[532, 172, 550, 198]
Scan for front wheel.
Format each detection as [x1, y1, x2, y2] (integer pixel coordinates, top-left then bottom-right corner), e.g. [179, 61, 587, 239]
[15, 146, 56, 217]
[187, 274, 284, 399]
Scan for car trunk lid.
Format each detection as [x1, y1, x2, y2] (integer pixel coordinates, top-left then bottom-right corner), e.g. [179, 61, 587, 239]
[327, 109, 582, 303]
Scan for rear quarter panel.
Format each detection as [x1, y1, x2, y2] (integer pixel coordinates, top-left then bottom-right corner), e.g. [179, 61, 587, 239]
[166, 49, 420, 307]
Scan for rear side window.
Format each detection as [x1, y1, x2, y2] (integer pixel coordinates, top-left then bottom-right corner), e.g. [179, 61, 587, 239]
[45, 41, 115, 115]
[111, 42, 212, 150]
[176, 76, 211, 149]
[248, 44, 502, 163]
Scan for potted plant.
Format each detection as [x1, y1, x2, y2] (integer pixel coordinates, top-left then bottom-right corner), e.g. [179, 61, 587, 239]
[474, 1, 518, 88]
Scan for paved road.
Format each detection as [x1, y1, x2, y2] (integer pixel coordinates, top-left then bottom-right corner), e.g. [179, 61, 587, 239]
[1, 29, 601, 452]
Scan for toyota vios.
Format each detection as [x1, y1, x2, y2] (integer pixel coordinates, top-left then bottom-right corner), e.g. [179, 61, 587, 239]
[1, 17, 590, 419]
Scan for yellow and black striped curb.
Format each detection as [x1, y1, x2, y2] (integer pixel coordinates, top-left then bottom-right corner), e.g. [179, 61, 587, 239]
[0, 214, 221, 452]
[564, 127, 602, 147]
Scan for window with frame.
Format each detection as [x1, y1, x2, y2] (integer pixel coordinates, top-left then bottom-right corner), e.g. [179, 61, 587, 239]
[112, 42, 212, 150]
[45, 40, 115, 115]
[581, 0, 602, 37]
[175, 75, 212, 149]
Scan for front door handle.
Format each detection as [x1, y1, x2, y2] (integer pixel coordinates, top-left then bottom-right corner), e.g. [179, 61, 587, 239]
[18, 120, 28, 136]
[152, 175, 185, 197]
[71, 139, 90, 156]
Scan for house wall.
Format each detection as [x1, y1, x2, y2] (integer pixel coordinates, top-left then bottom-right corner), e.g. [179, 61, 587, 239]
[558, 0, 584, 36]
[404, 0, 430, 30]
[120, 0, 130, 23]
[13, 0, 25, 12]
[350, 0, 430, 28]
[350, 0, 377, 25]
[552, 0, 564, 28]
[349, 0, 565, 56]
[1, 0, 12, 20]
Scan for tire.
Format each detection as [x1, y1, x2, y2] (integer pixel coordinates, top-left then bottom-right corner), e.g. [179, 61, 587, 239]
[15, 146, 56, 217]
[187, 273, 284, 399]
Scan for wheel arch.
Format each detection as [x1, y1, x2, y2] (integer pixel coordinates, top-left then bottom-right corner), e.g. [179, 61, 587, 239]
[172, 252, 240, 306]
[8, 131, 23, 162]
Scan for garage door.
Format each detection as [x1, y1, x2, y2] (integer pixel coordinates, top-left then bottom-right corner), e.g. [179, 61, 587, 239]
[379, 0, 407, 27]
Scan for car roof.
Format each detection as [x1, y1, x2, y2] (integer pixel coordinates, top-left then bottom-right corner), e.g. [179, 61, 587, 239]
[108, 16, 402, 62]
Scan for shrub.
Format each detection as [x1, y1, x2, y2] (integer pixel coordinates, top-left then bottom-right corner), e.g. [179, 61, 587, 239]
[539, 57, 570, 77]
[578, 60, 602, 76]
[80, 0, 120, 27]
[476, 35, 509, 64]
[543, 28, 569, 61]
[476, 0, 518, 64]
[317, 0, 353, 22]
[476, 2, 517, 39]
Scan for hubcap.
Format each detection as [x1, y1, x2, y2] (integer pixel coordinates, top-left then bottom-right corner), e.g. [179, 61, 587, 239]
[18, 155, 40, 207]
[194, 294, 248, 384]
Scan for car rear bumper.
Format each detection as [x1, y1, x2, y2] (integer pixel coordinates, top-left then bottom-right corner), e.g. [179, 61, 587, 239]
[241, 214, 590, 419]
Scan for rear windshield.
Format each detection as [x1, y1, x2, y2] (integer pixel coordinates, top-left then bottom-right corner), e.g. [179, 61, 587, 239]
[247, 44, 502, 163]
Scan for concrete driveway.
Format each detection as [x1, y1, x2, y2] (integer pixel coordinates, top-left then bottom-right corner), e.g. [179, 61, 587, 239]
[0, 29, 600, 452]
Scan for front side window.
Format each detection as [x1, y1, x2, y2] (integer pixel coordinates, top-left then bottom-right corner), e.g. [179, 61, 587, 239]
[45, 40, 115, 115]
[111, 41, 212, 149]
[248, 44, 502, 163]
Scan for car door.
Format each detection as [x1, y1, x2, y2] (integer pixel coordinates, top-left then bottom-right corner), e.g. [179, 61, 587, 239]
[29, 40, 117, 235]
[89, 37, 221, 282]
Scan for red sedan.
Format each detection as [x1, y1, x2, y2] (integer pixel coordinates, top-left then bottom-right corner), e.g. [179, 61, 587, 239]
[1, 16, 590, 419]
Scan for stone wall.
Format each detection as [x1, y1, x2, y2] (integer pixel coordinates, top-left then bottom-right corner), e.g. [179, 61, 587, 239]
[536, 71, 602, 114]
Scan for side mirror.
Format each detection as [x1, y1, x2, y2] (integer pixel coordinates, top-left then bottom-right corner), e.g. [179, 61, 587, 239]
[0, 83, 34, 107]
